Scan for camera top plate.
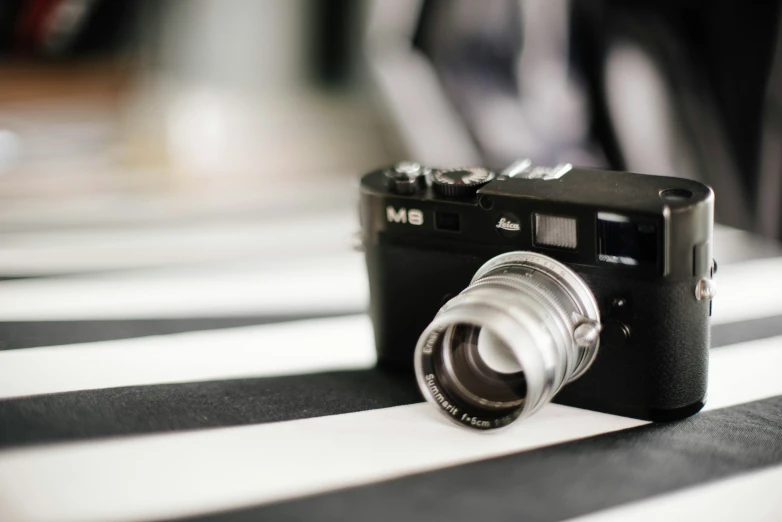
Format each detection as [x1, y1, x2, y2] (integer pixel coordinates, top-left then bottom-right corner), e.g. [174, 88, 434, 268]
[360, 163, 714, 280]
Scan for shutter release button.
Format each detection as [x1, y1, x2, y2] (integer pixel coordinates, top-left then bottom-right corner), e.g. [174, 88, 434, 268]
[385, 162, 428, 195]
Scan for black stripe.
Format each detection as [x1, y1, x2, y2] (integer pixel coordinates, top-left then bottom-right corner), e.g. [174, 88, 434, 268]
[0, 312, 364, 350]
[0, 369, 421, 449]
[711, 315, 782, 347]
[177, 396, 782, 522]
[1, 311, 780, 351]
[0, 314, 778, 448]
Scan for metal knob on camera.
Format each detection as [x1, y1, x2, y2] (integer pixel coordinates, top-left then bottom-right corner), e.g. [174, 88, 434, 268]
[385, 162, 428, 195]
[574, 320, 601, 348]
[413, 251, 602, 431]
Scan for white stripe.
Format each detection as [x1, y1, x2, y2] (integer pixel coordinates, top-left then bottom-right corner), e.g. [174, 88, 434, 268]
[0, 181, 354, 232]
[0, 252, 366, 320]
[0, 334, 780, 522]
[0, 407, 645, 522]
[0, 255, 768, 322]
[0, 221, 767, 278]
[565, 465, 782, 522]
[0, 301, 778, 403]
[0, 316, 375, 400]
[713, 225, 782, 265]
[710, 256, 782, 324]
[0, 213, 355, 277]
[0, 239, 778, 323]
[703, 335, 782, 411]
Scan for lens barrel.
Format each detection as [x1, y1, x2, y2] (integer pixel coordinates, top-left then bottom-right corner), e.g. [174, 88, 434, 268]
[414, 251, 601, 430]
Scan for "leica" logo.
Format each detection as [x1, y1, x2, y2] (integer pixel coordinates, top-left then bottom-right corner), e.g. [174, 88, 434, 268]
[496, 217, 520, 231]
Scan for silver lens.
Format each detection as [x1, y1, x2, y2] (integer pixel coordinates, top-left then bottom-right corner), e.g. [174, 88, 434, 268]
[414, 251, 601, 430]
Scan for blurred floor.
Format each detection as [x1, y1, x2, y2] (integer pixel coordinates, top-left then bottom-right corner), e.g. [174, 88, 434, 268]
[0, 62, 393, 231]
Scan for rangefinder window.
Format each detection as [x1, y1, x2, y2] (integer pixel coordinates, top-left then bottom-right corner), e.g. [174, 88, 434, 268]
[534, 214, 577, 250]
[597, 212, 658, 267]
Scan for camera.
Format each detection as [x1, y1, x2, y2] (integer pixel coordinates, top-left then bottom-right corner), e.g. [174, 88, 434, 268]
[360, 160, 716, 430]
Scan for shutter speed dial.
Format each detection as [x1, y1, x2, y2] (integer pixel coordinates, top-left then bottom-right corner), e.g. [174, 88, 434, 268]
[432, 167, 496, 198]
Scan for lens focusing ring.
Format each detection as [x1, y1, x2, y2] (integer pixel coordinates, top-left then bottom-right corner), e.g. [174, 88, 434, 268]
[414, 251, 601, 431]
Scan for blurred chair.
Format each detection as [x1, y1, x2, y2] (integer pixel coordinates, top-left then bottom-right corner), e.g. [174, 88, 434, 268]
[366, 0, 782, 237]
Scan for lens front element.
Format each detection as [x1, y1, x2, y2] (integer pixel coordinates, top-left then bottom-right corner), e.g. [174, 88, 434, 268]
[414, 252, 601, 430]
[440, 324, 527, 409]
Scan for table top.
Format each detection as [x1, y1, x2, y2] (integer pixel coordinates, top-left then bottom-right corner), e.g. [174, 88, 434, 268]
[0, 215, 781, 522]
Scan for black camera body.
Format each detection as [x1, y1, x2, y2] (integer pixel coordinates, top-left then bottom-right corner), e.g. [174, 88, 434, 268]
[360, 162, 715, 422]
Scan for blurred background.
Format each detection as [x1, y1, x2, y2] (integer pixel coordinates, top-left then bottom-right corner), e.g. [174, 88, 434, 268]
[1, 0, 781, 280]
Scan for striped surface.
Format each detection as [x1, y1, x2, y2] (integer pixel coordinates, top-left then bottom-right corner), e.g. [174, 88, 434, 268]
[0, 219, 781, 522]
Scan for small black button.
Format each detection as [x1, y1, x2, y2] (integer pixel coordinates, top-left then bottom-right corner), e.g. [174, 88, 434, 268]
[602, 320, 631, 349]
[609, 296, 633, 321]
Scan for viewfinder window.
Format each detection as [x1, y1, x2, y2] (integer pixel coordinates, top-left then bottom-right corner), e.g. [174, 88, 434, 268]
[435, 211, 461, 232]
[597, 212, 658, 267]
